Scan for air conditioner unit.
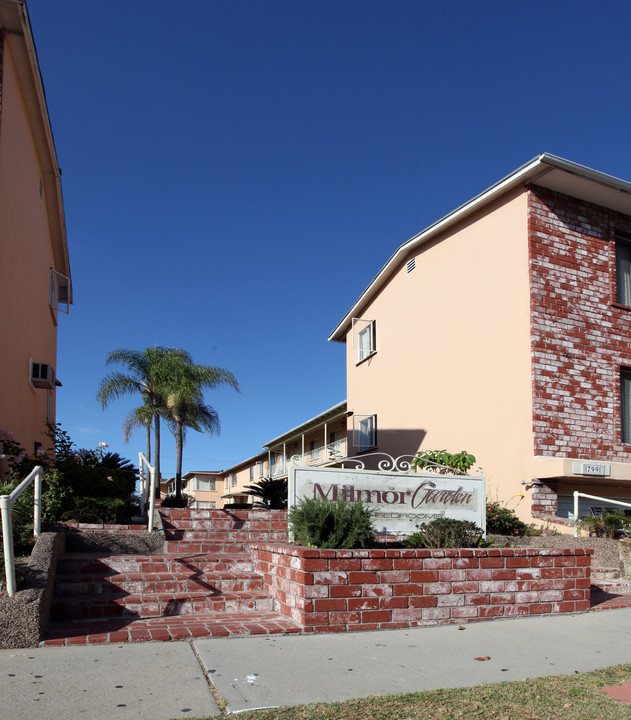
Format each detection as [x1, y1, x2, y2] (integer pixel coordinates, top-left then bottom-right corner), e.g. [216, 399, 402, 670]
[31, 362, 55, 390]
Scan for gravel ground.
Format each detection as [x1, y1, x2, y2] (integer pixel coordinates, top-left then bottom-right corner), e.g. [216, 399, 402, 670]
[491, 535, 623, 571]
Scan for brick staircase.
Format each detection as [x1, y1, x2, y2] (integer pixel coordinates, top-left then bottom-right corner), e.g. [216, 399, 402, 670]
[43, 508, 301, 645]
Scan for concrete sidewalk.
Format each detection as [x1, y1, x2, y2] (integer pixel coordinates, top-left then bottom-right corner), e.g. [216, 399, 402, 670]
[2, 608, 631, 719]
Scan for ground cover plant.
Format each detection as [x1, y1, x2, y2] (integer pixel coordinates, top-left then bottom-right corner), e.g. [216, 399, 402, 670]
[579, 509, 631, 538]
[406, 517, 491, 548]
[183, 663, 631, 720]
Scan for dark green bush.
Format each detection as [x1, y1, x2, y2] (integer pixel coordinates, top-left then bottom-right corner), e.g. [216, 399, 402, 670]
[161, 493, 192, 508]
[406, 517, 491, 549]
[486, 501, 528, 536]
[289, 497, 374, 549]
[62, 497, 128, 524]
[245, 478, 288, 509]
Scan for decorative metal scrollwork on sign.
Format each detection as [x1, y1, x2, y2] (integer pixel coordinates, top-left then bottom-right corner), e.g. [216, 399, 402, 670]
[289, 452, 481, 476]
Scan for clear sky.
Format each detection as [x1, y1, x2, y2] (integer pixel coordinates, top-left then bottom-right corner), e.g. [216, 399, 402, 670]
[25, 0, 631, 478]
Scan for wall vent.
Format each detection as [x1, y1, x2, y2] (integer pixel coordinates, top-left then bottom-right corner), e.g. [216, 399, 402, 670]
[406, 258, 416, 274]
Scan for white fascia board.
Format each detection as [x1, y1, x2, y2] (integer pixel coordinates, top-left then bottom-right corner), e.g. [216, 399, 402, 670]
[328, 153, 631, 343]
[262, 400, 348, 449]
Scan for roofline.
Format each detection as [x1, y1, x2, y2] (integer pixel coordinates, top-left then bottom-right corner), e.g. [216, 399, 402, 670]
[262, 400, 347, 448]
[0, 0, 72, 295]
[328, 153, 631, 342]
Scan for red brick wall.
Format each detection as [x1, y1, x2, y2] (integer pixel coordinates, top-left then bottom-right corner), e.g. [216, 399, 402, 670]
[160, 508, 288, 542]
[250, 543, 591, 633]
[528, 186, 631, 460]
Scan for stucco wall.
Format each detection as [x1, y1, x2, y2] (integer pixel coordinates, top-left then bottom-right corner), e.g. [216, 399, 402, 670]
[344, 190, 535, 517]
[0, 38, 58, 453]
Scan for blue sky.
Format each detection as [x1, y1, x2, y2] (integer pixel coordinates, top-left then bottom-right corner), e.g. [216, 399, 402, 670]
[26, 0, 631, 477]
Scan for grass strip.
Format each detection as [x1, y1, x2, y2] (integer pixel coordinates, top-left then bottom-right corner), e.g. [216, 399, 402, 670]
[182, 663, 631, 720]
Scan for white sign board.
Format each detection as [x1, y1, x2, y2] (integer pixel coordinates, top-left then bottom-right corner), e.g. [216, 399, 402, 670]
[288, 465, 486, 535]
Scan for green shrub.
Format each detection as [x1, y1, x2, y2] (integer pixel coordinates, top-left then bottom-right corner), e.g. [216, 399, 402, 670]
[406, 517, 491, 548]
[161, 493, 192, 508]
[62, 497, 128, 524]
[579, 509, 630, 538]
[0, 477, 36, 556]
[486, 501, 528, 536]
[289, 497, 374, 549]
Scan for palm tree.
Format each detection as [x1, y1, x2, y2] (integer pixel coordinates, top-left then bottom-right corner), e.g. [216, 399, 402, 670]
[96, 347, 192, 497]
[161, 355, 239, 501]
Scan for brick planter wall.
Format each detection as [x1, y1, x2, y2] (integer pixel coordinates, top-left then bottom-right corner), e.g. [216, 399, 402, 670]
[160, 508, 288, 543]
[250, 544, 592, 633]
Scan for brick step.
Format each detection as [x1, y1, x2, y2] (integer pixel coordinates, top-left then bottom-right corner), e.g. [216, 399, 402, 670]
[51, 589, 273, 621]
[163, 541, 249, 553]
[591, 566, 622, 581]
[43, 611, 303, 645]
[55, 571, 265, 596]
[56, 552, 255, 575]
[592, 579, 631, 594]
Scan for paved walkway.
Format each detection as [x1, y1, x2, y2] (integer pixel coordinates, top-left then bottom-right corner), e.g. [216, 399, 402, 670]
[3, 607, 631, 719]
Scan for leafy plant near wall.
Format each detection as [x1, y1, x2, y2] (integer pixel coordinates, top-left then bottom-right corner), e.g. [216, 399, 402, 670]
[289, 497, 375, 549]
[579, 509, 631, 538]
[406, 518, 492, 549]
[245, 478, 288, 509]
[412, 450, 476, 474]
[0, 423, 137, 525]
[486, 501, 529, 536]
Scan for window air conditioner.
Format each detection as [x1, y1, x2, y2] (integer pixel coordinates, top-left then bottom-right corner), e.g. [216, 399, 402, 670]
[31, 362, 55, 389]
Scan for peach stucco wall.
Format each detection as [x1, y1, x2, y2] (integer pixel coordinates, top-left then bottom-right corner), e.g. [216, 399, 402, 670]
[0, 41, 59, 454]
[344, 189, 536, 520]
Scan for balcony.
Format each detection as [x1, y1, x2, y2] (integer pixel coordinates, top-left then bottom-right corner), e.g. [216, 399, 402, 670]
[269, 437, 348, 477]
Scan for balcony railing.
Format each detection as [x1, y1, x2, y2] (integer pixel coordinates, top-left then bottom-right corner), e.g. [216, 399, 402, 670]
[269, 438, 348, 477]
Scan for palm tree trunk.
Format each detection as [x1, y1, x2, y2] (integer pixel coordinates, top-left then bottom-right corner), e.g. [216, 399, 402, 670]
[175, 420, 183, 502]
[153, 412, 161, 499]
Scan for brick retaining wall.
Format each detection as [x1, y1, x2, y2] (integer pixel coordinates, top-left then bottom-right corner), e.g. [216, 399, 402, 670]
[250, 544, 592, 633]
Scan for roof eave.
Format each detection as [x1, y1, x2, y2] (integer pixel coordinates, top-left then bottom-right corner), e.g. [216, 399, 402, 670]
[328, 153, 631, 342]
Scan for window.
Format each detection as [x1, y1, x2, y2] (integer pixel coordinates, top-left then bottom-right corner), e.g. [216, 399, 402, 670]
[621, 369, 631, 443]
[249, 466, 254, 481]
[49, 268, 70, 314]
[224, 478, 229, 492]
[195, 477, 216, 492]
[309, 440, 320, 461]
[257, 460, 264, 477]
[195, 501, 216, 509]
[616, 238, 631, 306]
[353, 414, 377, 451]
[231, 473, 237, 487]
[352, 318, 376, 363]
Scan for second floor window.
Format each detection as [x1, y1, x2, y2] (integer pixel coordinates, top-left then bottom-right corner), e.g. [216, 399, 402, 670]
[616, 238, 631, 306]
[621, 369, 631, 443]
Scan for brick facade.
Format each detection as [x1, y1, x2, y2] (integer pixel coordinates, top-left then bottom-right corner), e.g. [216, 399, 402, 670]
[251, 543, 592, 633]
[528, 186, 631, 460]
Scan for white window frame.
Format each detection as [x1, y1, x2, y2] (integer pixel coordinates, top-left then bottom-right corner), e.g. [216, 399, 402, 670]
[195, 477, 216, 492]
[257, 460, 264, 478]
[353, 414, 377, 451]
[231, 473, 237, 487]
[249, 466, 254, 481]
[352, 319, 376, 364]
[49, 268, 71, 314]
[195, 501, 216, 509]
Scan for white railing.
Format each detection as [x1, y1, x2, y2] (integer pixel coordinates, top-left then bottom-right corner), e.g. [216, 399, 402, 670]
[573, 491, 631, 537]
[138, 453, 157, 532]
[271, 439, 349, 477]
[0, 464, 43, 597]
